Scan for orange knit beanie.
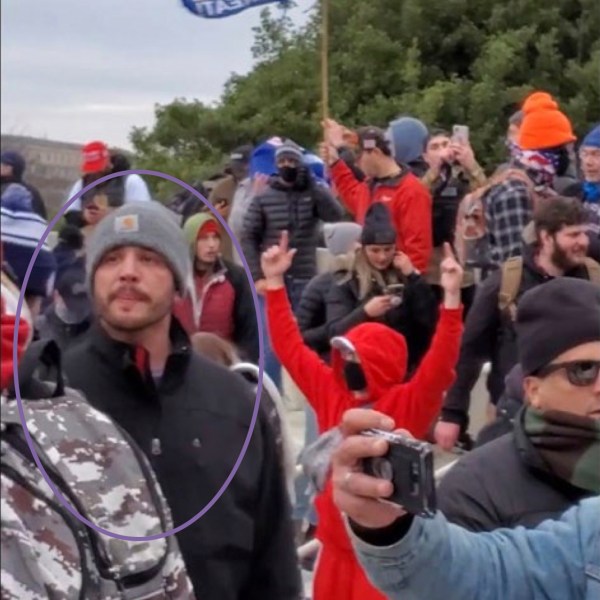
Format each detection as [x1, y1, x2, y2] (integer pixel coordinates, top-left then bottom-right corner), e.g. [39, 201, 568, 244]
[518, 91, 576, 150]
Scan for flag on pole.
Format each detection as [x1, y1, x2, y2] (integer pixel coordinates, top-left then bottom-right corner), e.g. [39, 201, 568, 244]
[181, 0, 287, 19]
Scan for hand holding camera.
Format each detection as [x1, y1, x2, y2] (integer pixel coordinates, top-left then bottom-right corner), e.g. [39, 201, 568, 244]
[332, 409, 437, 531]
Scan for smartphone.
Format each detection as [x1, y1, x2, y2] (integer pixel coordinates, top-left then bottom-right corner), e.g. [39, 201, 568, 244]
[384, 284, 405, 298]
[360, 429, 436, 518]
[452, 125, 470, 145]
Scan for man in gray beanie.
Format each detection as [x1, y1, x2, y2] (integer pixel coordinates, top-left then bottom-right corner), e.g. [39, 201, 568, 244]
[435, 276, 600, 533]
[85, 202, 191, 294]
[62, 203, 302, 600]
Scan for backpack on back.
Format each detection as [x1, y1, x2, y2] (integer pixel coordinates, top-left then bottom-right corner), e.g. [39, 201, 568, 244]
[498, 256, 600, 321]
[1, 342, 194, 599]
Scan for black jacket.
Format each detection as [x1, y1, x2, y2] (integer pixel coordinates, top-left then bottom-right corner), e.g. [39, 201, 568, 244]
[326, 271, 438, 372]
[437, 410, 592, 532]
[241, 176, 343, 282]
[221, 259, 260, 363]
[296, 271, 345, 358]
[35, 308, 91, 354]
[62, 321, 301, 600]
[441, 247, 593, 427]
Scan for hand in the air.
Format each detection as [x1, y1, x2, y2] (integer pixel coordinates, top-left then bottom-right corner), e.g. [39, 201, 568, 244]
[260, 230, 297, 283]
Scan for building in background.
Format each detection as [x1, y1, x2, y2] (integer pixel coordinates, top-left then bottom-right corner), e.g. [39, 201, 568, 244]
[1, 134, 82, 216]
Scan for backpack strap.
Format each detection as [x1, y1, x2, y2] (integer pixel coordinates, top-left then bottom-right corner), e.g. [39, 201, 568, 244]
[583, 257, 600, 285]
[498, 256, 524, 322]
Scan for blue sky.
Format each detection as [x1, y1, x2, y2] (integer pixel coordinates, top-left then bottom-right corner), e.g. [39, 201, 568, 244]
[1, 0, 308, 148]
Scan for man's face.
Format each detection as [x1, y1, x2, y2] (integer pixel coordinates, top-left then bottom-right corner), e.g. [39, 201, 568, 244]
[230, 161, 248, 181]
[507, 123, 520, 146]
[424, 135, 452, 168]
[195, 232, 221, 265]
[364, 244, 395, 271]
[0, 163, 13, 177]
[93, 246, 175, 333]
[541, 225, 589, 271]
[524, 342, 600, 419]
[580, 147, 600, 183]
[357, 149, 382, 178]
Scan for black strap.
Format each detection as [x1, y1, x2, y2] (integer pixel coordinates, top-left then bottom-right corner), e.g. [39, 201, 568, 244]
[11, 340, 65, 398]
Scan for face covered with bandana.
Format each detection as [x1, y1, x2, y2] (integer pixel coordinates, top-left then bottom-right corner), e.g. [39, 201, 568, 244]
[331, 336, 369, 399]
[330, 323, 408, 404]
[277, 155, 301, 185]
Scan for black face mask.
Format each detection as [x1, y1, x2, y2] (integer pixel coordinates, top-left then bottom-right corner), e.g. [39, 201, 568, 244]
[279, 166, 299, 184]
[343, 362, 368, 392]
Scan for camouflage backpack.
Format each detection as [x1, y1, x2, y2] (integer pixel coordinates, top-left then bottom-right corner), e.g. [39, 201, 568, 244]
[1, 341, 195, 600]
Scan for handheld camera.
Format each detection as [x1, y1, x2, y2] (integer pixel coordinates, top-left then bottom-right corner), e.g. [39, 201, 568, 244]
[360, 429, 436, 518]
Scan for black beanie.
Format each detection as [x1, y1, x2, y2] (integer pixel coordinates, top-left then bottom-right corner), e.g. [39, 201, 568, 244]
[516, 277, 600, 376]
[361, 203, 396, 246]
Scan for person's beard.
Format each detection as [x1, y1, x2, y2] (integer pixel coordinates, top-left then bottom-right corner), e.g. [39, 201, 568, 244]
[551, 238, 583, 272]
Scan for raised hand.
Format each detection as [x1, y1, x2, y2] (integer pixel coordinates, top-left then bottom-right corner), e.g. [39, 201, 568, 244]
[393, 251, 415, 277]
[440, 243, 463, 298]
[322, 118, 346, 148]
[260, 230, 297, 285]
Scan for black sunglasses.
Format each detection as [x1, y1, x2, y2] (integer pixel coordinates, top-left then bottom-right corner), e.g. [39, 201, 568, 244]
[536, 360, 600, 387]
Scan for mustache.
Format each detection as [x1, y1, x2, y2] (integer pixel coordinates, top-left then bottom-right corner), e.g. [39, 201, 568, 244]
[108, 285, 151, 303]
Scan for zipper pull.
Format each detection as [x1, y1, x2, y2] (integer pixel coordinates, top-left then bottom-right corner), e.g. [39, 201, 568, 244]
[151, 438, 162, 456]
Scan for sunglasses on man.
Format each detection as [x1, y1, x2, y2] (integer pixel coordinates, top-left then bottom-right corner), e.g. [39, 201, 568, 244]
[536, 360, 600, 387]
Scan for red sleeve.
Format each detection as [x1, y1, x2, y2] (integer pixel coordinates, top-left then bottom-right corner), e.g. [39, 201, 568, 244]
[266, 287, 334, 414]
[382, 307, 463, 438]
[329, 160, 371, 223]
[394, 179, 433, 273]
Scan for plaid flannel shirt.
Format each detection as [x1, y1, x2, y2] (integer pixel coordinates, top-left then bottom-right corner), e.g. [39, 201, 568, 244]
[484, 178, 532, 266]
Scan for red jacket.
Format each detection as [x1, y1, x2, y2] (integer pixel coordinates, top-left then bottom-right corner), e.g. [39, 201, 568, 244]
[330, 159, 433, 272]
[266, 287, 463, 551]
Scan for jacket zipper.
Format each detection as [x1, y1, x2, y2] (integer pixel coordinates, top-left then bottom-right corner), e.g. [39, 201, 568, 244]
[194, 268, 227, 329]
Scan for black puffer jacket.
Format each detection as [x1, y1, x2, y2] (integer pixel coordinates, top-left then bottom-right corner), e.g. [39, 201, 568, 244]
[437, 409, 592, 532]
[441, 246, 595, 428]
[241, 175, 343, 282]
[296, 270, 347, 358]
[326, 271, 438, 373]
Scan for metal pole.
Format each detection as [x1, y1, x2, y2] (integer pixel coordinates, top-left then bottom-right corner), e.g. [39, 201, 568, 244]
[320, 0, 329, 120]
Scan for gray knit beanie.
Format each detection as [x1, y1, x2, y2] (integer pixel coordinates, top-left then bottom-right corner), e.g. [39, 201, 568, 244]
[86, 202, 191, 293]
[323, 222, 363, 256]
[275, 140, 304, 163]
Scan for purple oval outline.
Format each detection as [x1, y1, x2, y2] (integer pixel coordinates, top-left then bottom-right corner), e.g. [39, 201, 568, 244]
[11, 168, 265, 541]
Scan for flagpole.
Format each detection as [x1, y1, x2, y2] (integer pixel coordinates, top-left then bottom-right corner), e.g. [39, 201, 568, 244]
[320, 0, 329, 121]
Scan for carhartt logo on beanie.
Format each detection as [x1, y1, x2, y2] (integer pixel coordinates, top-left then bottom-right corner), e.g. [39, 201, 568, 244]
[519, 91, 576, 151]
[516, 277, 600, 376]
[361, 203, 396, 246]
[86, 203, 191, 293]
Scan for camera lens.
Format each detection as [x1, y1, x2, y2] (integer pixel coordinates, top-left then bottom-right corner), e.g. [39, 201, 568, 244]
[370, 457, 393, 481]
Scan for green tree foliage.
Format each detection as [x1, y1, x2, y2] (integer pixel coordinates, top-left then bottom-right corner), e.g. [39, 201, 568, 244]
[132, 0, 599, 197]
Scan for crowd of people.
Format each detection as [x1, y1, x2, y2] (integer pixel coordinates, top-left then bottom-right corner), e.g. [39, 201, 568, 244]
[1, 88, 599, 600]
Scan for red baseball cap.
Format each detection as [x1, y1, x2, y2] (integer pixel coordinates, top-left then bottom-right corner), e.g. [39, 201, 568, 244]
[81, 141, 110, 174]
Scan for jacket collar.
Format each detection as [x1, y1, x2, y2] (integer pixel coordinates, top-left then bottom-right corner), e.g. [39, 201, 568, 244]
[88, 317, 191, 385]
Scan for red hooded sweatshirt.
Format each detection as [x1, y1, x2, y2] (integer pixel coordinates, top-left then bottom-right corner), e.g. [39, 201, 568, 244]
[330, 159, 433, 272]
[267, 287, 462, 554]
